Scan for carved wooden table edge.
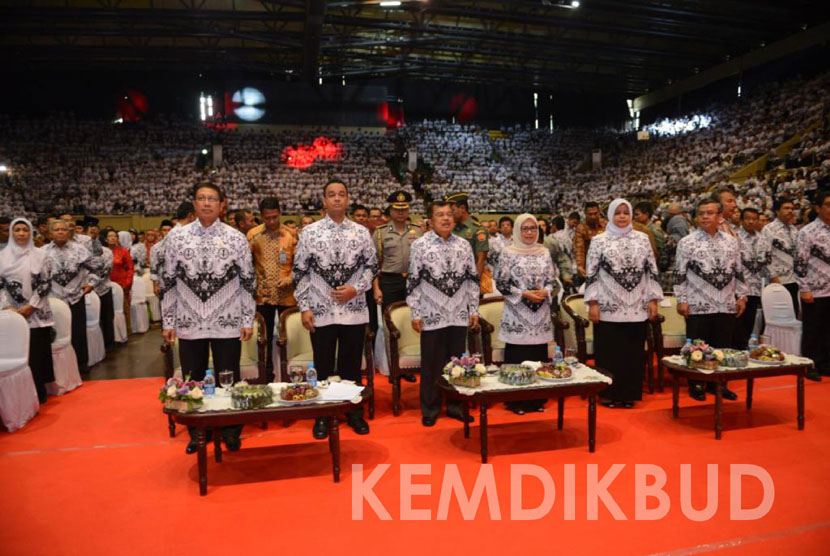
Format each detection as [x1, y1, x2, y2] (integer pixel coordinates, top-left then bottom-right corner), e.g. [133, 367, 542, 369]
[661, 357, 811, 439]
[163, 389, 373, 496]
[439, 378, 608, 463]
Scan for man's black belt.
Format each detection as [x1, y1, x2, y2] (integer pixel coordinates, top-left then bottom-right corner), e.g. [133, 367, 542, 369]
[381, 272, 408, 278]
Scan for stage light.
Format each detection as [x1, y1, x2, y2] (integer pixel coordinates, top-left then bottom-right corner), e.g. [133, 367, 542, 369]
[231, 87, 266, 122]
[201, 149, 208, 155]
[380, 1, 402, 7]
[571, 1, 580, 7]
[0, 164, 8, 173]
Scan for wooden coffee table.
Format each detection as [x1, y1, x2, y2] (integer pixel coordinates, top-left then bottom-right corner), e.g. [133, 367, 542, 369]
[164, 392, 371, 496]
[662, 357, 812, 439]
[439, 375, 609, 463]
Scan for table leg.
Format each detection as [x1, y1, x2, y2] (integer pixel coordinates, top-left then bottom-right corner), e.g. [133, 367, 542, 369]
[196, 427, 208, 496]
[213, 430, 222, 463]
[168, 414, 176, 438]
[479, 404, 488, 464]
[463, 401, 470, 439]
[588, 395, 596, 453]
[746, 378, 754, 410]
[797, 372, 805, 431]
[392, 377, 401, 417]
[714, 381, 723, 440]
[557, 397, 564, 430]
[329, 415, 341, 483]
[672, 374, 679, 418]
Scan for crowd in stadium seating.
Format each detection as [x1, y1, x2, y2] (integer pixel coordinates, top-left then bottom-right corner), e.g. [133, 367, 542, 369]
[0, 72, 827, 222]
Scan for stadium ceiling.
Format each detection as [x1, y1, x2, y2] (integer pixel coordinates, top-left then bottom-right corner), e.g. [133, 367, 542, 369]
[2, 0, 825, 96]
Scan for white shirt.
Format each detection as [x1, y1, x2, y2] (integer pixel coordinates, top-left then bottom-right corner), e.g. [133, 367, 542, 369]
[495, 248, 557, 344]
[42, 241, 100, 306]
[161, 220, 255, 339]
[795, 218, 830, 298]
[762, 219, 797, 284]
[293, 216, 377, 327]
[584, 231, 663, 322]
[406, 231, 479, 331]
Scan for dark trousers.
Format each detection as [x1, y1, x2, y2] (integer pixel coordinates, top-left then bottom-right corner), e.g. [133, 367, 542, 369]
[802, 297, 830, 374]
[379, 273, 408, 314]
[310, 323, 366, 418]
[420, 326, 467, 419]
[69, 298, 89, 374]
[504, 342, 548, 411]
[733, 295, 761, 350]
[595, 320, 647, 402]
[29, 327, 55, 403]
[257, 303, 291, 382]
[178, 337, 241, 382]
[99, 289, 115, 349]
[783, 282, 800, 317]
[179, 337, 243, 441]
[366, 292, 379, 333]
[686, 313, 736, 393]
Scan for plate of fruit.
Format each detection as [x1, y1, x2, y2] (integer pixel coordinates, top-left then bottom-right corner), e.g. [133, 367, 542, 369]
[749, 345, 786, 365]
[536, 362, 574, 382]
[279, 383, 321, 404]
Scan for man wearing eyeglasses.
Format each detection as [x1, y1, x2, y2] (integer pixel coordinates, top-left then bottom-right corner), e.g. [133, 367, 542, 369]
[162, 183, 256, 454]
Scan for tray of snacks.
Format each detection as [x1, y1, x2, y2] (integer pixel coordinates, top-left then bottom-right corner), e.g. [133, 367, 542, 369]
[498, 364, 537, 386]
[231, 384, 274, 410]
[720, 349, 749, 368]
[279, 383, 321, 404]
[536, 362, 574, 381]
[749, 345, 786, 365]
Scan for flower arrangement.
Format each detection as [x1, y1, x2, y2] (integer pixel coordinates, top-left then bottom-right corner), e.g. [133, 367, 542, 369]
[681, 339, 724, 370]
[158, 376, 205, 412]
[443, 355, 487, 387]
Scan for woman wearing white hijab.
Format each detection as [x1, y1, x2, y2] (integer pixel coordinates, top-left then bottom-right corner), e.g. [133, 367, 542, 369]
[584, 199, 662, 408]
[495, 213, 559, 414]
[0, 218, 55, 402]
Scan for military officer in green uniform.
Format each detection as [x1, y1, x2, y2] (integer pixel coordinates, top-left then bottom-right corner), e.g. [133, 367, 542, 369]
[445, 192, 489, 280]
[372, 190, 422, 382]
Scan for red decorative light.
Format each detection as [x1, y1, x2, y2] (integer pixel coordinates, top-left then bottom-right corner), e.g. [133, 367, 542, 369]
[450, 93, 478, 123]
[115, 89, 149, 122]
[282, 136, 342, 169]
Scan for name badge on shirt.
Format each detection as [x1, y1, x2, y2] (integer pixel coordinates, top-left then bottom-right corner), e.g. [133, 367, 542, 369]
[279, 252, 287, 265]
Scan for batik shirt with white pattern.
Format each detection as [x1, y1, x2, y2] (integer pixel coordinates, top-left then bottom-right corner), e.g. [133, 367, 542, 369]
[795, 218, 830, 298]
[673, 229, 748, 315]
[293, 216, 378, 327]
[761, 219, 797, 285]
[737, 228, 770, 297]
[161, 220, 256, 339]
[406, 231, 479, 331]
[584, 230, 663, 322]
[92, 243, 113, 297]
[42, 241, 101, 306]
[0, 255, 54, 329]
[495, 249, 558, 344]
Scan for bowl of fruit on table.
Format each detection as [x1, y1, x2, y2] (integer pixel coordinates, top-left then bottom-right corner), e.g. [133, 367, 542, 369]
[279, 383, 320, 404]
[536, 362, 574, 381]
[749, 345, 786, 365]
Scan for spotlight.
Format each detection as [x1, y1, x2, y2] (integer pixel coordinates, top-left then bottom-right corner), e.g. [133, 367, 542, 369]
[571, 0, 580, 7]
[201, 149, 208, 155]
[379, 1, 401, 6]
[0, 164, 8, 173]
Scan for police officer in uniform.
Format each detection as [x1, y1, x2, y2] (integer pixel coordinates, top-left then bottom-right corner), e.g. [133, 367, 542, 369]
[445, 192, 489, 284]
[373, 190, 422, 383]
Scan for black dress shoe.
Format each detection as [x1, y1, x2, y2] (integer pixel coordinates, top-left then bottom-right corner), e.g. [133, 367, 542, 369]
[806, 371, 822, 382]
[221, 429, 242, 451]
[421, 416, 437, 427]
[446, 410, 474, 423]
[689, 387, 706, 402]
[185, 441, 198, 454]
[402, 374, 417, 383]
[347, 417, 370, 435]
[707, 384, 738, 401]
[312, 417, 329, 439]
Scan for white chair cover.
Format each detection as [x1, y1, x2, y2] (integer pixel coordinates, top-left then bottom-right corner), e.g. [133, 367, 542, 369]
[85, 292, 106, 366]
[143, 273, 161, 322]
[761, 284, 802, 355]
[374, 305, 390, 376]
[47, 297, 82, 396]
[0, 311, 39, 432]
[110, 283, 128, 343]
[130, 273, 150, 334]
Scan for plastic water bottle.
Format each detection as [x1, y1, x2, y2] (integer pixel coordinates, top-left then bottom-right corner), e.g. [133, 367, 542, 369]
[306, 363, 317, 387]
[684, 338, 692, 349]
[553, 346, 564, 365]
[748, 334, 759, 351]
[203, 369, 216, 398]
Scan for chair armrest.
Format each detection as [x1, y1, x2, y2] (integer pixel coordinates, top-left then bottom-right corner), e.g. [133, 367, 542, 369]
[160, 342, 174, 380]
[253, 312, 267, 384]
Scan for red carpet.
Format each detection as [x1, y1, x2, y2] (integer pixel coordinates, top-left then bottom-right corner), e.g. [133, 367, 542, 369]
[2, 375, 829, 555]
